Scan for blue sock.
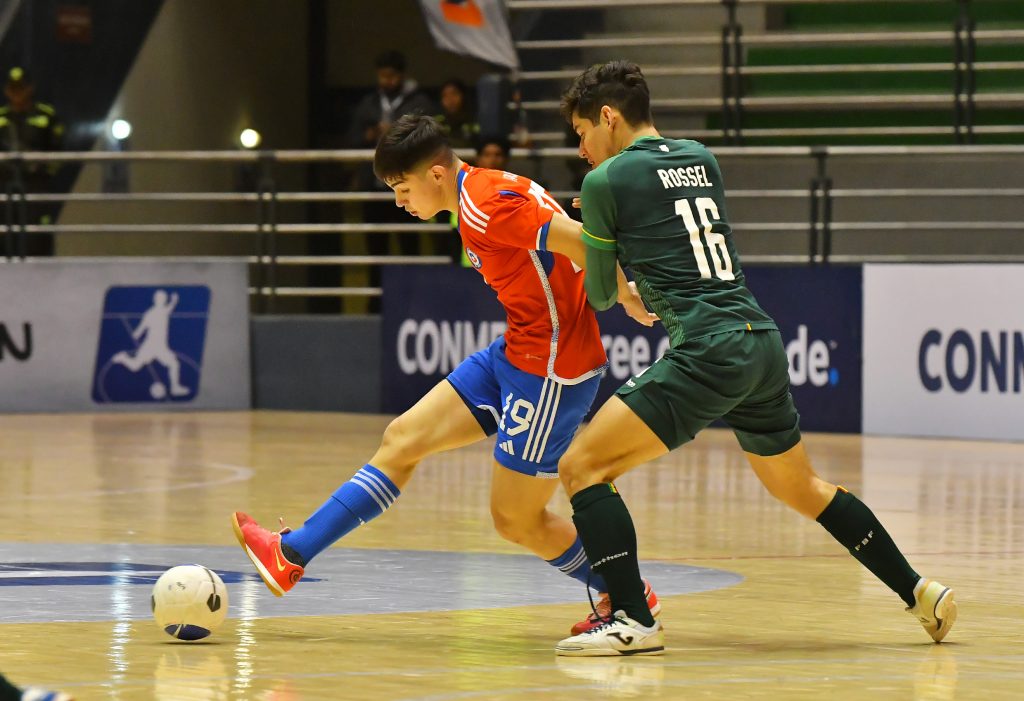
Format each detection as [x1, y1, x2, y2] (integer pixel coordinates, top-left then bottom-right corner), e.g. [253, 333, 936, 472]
[281, 464, 400, 564]
[548, 535, 607, 592]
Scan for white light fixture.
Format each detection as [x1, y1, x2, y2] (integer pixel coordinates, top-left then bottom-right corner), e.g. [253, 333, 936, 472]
[239, 128, 261, 149]
[111, 119, 132, 141]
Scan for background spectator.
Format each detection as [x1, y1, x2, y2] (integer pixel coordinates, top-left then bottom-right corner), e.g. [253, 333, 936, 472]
[0, 66, 63, 256]
[474, 134, 510, 171]
[435, 79, 479, 149]
[346, 50, 437, 155]
[346, 50, 437, 311]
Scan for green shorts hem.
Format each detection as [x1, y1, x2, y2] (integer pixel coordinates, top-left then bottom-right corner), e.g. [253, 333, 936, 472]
[734, 422, 802, 457]
[617, 389, 682, 451]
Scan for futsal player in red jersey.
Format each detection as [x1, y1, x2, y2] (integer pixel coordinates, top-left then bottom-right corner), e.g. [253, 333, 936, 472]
[233, 114, 659, 634]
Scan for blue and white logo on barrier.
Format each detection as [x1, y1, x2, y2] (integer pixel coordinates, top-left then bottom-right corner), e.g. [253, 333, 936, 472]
[92, 286, 211, 403]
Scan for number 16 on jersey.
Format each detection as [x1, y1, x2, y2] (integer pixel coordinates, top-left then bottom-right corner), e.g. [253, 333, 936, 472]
[676, 197, 735, 281]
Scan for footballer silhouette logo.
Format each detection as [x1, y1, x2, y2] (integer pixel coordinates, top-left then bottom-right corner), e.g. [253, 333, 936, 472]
[92, 286, 211, 403]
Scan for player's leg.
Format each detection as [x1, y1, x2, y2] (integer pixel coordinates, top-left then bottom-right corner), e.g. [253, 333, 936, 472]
[280, 378, 488, 558]
[489, 463, 574, 559]
[553, 398, 670, 656]
[233, 343, 500, 596]
[556, 396, 668, 631]
[557, 334, 754, 656]
[486, 350, 611, 589]
[730, 330, 957, 642]
[488, 352, 663, 632]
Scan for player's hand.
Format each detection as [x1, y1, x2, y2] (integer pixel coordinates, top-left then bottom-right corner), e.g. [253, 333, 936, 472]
[572, 197, 582, 209]
[620, 281, 658, 327]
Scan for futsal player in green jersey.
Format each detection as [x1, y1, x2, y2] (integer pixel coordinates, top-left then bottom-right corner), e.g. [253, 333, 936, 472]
[551, 61, 957, 656]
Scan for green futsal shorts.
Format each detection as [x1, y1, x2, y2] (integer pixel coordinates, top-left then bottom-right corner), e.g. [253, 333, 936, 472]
[616, 329, 801, 456]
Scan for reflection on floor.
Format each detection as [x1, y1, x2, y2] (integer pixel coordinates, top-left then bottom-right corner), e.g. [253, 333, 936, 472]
[1, 412, 1021, 700]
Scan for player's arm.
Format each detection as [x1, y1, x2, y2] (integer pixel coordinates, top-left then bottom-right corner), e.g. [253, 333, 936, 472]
[581, 163, 631, 312]
[580, 169, 656, 325]
[579, 168, 619, 310]
[544, 211, 587, 269]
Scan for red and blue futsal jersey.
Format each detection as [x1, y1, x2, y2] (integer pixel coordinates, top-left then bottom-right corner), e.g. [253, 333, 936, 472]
[456, 164, 606, 384]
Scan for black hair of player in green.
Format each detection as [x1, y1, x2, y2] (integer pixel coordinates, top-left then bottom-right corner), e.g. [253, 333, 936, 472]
[559, 60, 653, 127]
[373, 114, 455, 185]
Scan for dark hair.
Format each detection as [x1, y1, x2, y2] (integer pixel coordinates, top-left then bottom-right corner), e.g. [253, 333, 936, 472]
[373, 114, 454, 183]
[476, 134, 510, 155]
[559, 60, 652, 126]
[375, 50, 406, 72]
[440, 79, 468, 96]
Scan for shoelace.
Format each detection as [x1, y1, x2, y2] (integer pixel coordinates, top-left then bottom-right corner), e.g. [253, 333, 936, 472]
[584, 568, 615, 632]
[277, 516, 292, 535]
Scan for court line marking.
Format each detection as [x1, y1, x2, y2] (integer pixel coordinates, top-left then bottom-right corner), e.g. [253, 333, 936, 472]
[16, 462, 254, 500]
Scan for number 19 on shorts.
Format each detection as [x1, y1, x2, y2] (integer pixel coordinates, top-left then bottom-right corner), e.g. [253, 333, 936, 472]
[676, 197, 735, 281]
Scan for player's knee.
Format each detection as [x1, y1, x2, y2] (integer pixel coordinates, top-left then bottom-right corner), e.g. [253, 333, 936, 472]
[760, 470, 828, 517]
[378, 416, 425, 468]
[559, 449, 606, 496]
[490, 505, 542, 545]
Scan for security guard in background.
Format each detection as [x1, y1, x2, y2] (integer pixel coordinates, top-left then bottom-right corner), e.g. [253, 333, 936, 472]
[0, 67, 63, 255]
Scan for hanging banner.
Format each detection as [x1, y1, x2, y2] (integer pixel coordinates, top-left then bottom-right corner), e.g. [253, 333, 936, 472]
[418, 0, 519, 70]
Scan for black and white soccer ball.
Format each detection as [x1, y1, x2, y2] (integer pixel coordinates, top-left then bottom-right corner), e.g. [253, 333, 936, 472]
[152, 565, 228, 641]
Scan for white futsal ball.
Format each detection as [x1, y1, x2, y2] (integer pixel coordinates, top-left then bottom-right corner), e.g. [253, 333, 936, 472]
[152, 565, 228, 640]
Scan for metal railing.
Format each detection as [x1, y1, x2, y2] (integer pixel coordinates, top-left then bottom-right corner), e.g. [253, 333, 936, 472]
[2, 145, 1022, 305]
[510, 0, 1024, 144]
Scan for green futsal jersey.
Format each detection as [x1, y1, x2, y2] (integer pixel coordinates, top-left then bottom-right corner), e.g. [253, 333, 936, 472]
[581, 136, 776, 346]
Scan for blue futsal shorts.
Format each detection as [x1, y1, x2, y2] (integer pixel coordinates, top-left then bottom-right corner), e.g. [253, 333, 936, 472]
[447, 337, 603, 478]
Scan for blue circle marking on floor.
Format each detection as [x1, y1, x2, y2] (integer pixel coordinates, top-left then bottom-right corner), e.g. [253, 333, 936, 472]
[0, 543, 742, 624]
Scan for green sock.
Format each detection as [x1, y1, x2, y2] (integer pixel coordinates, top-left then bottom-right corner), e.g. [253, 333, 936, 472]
[570, 483, 655, 627]
[816, 488, 920, 607]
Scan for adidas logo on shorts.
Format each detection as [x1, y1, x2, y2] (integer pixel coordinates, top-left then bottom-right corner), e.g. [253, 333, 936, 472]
[498, 439, 515, 456]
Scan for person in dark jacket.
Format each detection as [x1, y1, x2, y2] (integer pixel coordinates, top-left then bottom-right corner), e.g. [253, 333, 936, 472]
[347, 51, 437, 309]
[434, 79, 479, 149]
[0, 67, 63, 256]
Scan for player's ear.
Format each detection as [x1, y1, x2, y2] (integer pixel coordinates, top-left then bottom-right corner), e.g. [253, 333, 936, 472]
[600, 105, 615, 129]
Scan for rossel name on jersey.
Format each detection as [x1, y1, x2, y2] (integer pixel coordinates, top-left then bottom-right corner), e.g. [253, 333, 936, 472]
[919, 328, 1024, 393]
[655, 165, 714, 190]
[397, 319, 508, 376]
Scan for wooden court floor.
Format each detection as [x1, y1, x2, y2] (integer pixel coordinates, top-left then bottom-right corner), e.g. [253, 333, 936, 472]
[1, 411, 1022, 700]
